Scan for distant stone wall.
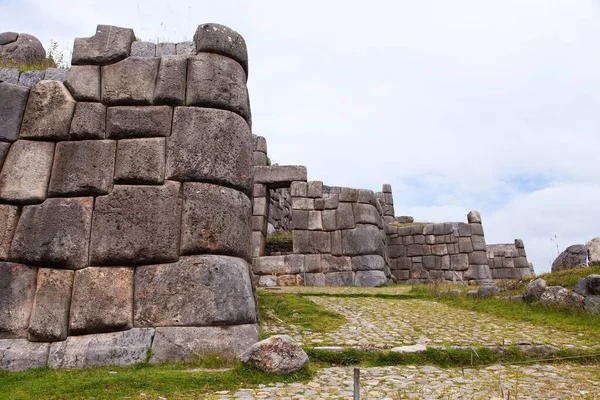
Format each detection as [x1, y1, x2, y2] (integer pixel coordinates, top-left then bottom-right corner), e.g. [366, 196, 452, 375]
[487, 240, 534, 279]
[268, 188, 292, 234]
[0, 23, 259, 371]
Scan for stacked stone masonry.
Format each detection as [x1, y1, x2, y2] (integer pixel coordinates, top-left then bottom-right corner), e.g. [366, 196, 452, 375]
[0, 23, 259, 371]
[487, 240, 534, 280]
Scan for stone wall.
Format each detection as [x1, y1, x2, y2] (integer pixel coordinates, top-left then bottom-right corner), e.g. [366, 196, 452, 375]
[487, 240, 534, 279]
[268, 188, 292, 234]
[0, 23, 259, 371]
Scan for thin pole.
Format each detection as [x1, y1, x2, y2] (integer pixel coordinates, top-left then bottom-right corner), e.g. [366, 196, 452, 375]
[353, 367, 360, 400]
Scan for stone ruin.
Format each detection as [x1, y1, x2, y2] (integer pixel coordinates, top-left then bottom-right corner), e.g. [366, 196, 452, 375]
[0, 23, 534, 372]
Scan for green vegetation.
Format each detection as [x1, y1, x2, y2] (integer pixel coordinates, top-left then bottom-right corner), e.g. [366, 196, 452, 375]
[527, 265, 600, 289]
[389, 222, 430, 228]
[0, 40, 69, 73]
[266, 232, 293, 241]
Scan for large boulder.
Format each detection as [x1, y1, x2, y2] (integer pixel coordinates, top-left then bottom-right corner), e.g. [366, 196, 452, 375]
[523, 278, 546, 302]
[584, 296, 600, 315]
[586, 237, 600, 266]
[0, 33, 46, 65]
[587, 274, 600, 295]
[72, 25, 134, 65]
[540, 286, 583, 308]
[551, 244, 588, 272]
[239, 335, 308, 374]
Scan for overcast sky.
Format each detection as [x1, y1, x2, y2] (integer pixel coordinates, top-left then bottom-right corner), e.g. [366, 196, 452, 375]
[2, 0, 599, 273]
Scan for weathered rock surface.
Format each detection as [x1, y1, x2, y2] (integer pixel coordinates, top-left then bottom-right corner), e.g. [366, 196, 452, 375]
[17, 70, 45, 88]
[0, 339, 49, 371]
[523, 278, 547, 302]
[44, 68, 68, 81]
[0, 33, 46, 65]
[107, 106, 172, 139]
[551, 244, 588, 272]
[89, 182, 181, 265]
[20, 80, 76, 141]
[115, 138, 165, 184]
[342, 225, 384, 256]
[258, 275, 278, 287]
[69, 102, 106, 140]
[154, 55, 187, 105]
[135, 255, 257, 327]
[102, 57, 159, 105]
[49, 328, 154, 368]
[48, 140, 115, 197]
[0, 67, 18, 84]
[130, 41, 155, 57]
[254, 166, 307, 188]
[166, 107, 253, 195]
[176, 41, 195, 55]
[187, 53, 250, 122]
[69, 267, 134, 334]
[0, 140, 55, 204]
[181, 183, 251, 259]
[325, 272, 354, 286]
[194, 23, 248, 74]
[72, 25, 134, 65]
[354, 270, 388, 287]
[151, 324, 259, 362]
[0, 263, 37, 339]
[351, 255, 385, 271]
[0, 204, 19, 260]
[65, 65, 100, 101]
[239, 335, 308, 374]
[467, 210, 481, 224]
[155, 42, 175, 56]
[586, 237, 600, 266]
[0, 32, 18, 46]
[28, 269, 73, 342]
[0, 83, 29, 141]
[540, 286, 571, 307]
[587, 274, 600, 295]
[11, 197, 93, 270]
[583, 295, 600, 314]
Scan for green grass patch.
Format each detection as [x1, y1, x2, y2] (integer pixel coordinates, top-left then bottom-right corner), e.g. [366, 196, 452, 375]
[257, 290, 346, 337]
[0, 58, 57, 74]
[266, 232, 293, 241]
[526, 265, 600, 289]
[389, 222, 430, 228]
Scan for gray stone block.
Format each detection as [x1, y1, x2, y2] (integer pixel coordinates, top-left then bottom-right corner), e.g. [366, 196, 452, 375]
[251, 216, 267, 235]
[321, 255, 351, 272]
[457, 223, 471, 237]
[0, 32, 18, 45]
[450, 254, 469, 271]
[167, 107, 253, 195]
[186, 53, 250, 122]
[17, 70, 45, 88]
[176, 41, 195, 55]
[254, 166, 307, 188]
[107, 106, 172, 139]
[353, 203, 379, 226]
[11, 197, 92, 270]
[290, 181, 308, 197]
[325, 272, 354, 286]
[308, 210, 322, 230]
[28, 268, 73, 342]
[0, 83, 29, 142]
[0, 67, 18, 84]
[102, 57, 160, 105]
[458, 237, 473, 253]
[307, 181, 323, 198]
[388, 244, 407, 258]
[339, 187, 358, 202]
[467, 210, 481, 223]
[336, 202, 355, 229]
[65, 65, 100, 101]
[49, 328, 154, 369]
[130, 41, 155, 57]
[382, 184, 392, 193]
[291, 210, 308, 230]
[293, 230, 330, 254]
[20, 81, 75, 141]
[69, 267, 134, 335]
[351, 255, 385, 271]
[468, 251, 488, 265]
[72, 24, 135, 65]
[515, 238, 525, 248]
[331, 231, 342, 255]
[324, 194, 339, 209]
[181, 183, 251, 259]
[252, 256, 285, 275]
[414, 235, 425, 244]
[154, 55, 187, 105]
[471, 223, 484, 236]
[151, 324, 258, 362]
[342, 225, 384, 256]
[472, 235, 486, 251]
[0, 339, 49, 371]
[89, 182, 182, 265]
[258, 275, 277, 287]
[292, 197, 314, 210]
[322, 209, 336, 231]
[155, 42, 176, 56]
[392, 270, 409, 281]
[253, 151, 267, 166]
[284, 254, 305, 274]
[304, 272, 326, 286]
[48, 140, 115, 197]
[251, 231, 265, 258]
[253, 197, 268, 216]
[44, 68, 68, 81]
[355, 270, 388, 287]
[0, 33, 45, 65]
[0, 140, 54, 204]
[407, 244, 424, 256]
[304, 254, 322, 272]
[0, 263, 37, 339]
[135, 255, 257, 327]
[432, 244, 448, 256]
[253, 184, 267, 198]
[70, 102, 106, 140]
[115, 138, 165, 184]
[0, 204, 19, 260]
[194, 23, 248, 75]
[357, 189, 376, 204]
[254, 136, 268, 153]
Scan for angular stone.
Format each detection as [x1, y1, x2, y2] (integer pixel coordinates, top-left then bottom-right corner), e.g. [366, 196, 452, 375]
[0, 67, 18, 84]
[154, 55, 187, 105]
[151, 324, 258, 362]
[130, 41, 155, 57]
[324, 194, 339, 209]
[49, 328, 154, 369]
[322, 209, 336, 231]
[339, 187, 358, 202]
[253, 197, 268, 216]
[17, 70, 45, 88]
[167, 107, 253, 195]
[251, 231, 265, 257]
[48, 140, 115, 197]
[0, 140, 54, 204]
[304, 254, 322, 273]
[0, 83, 29, 141]
[308, 210, 322, 230]
[355, 270, 388, 287]
[253, 183, 267, 198]
[254, 166, 307, 189]
[44, 68, 68, 81]
[468, 251, 488, 265]
[258, 275, 277, 287]
[325, 272, 355, 286]
[292, 197, 313, 210]
[523, 278, 547, 302]
[102, 57, 160, 105]
[115, 138, 165, 184]
[307, 181, 323, 198]
[11, 197, 92, 270]
[69, 267, 133, 334]
[28, 269, 73, 342]
[252, 256, 285, 275]
[89, 182, 182, 265]
[291, 209, 308, 230]
[584, 295, 600, 315]
[239, 334, 308, 374]
[342, 225, 384, 256]
[472, 235, 486, 251]
[457, 223, 472, 237]
[253, 151, 267, 166]
[69, 102, 106, 140]
[551, 244, 588, 272]
[0, 263, 36, 339]
[65, 65, 100, 101]
[20, 81, 75, 140]
[194, 23, 248, 75]
[587, 237, 600, 266]
[293, 230, 331, 254]
[331, 231, 342, 255]
[290, 181, 307, 197]
[321, 255, 351, 272]
[407, 244, 425, 257]
[187, 53, 250, 122]
[336, 202, 355, 229]
[0, 339, 49, 371]
[181, 183, 251, 259]
[450, 254, 469, 271]
[351, 255, 385, 271]
[284, 254, 305, 274]
[353, 203, 379, 226]
[107, 106, 172, 139]
[72, 24, 135, 65]
[155, 42, 176, 56]
[588, 275, 600, 295]
[0, 205, 19, 260]
[467, 210, 481, 223]
[304, 272, 326, 286]
[458, 237, 473, 253]
[176, 41, 195, 55]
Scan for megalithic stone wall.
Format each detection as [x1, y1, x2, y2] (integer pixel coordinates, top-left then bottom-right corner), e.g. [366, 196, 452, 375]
[487, 239, 535, 279]
[0, 23, 259, 372]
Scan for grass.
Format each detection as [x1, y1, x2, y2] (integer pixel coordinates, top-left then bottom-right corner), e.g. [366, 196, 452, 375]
[266, 232, 293, 241]
[526, 265, 600, 289]
[390, 222, 430, 228]
[0, 58, 56, 74]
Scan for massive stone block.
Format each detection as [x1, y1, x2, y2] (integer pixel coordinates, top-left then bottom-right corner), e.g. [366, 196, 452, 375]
[69, 102, 106, 140]
[72, 25, 135, 65]
[254, 166, 308, 189]
[18, 70, 45, 88]
[0, 33, 46, 65]
[0, 339, 49, 371]
[181, 183, 251, 259]
[186, 53, 250, 122]
[0, 67, 19, 84]
[0, 140, 54, 204]
[114, 138, 165, 184]
[0, 83, 29, 142]
[69, 267, 134, 335]
[154, 55, 187, 105]
[48, 140, 115, 197]
[156, 42, 176, 56]
[11, 197, 93, 270]
[353, 203, 380, 226]
[336, 202, 355, 229]
[102, 57, 160, 105]
[341, 224, 384, 256]
[19, 81, 75, 141]
[355, 270, 388, 287]
[0, 263, 37, 339]
[65, 65, 100, 101]
[44, 68, 68, 82]
[130, 41, 155, 57]
[351, 255, 385, 271]
[0, 205, 19, 260]
[293, 230, 331, 254]
[28, 269, 73, 342]
[194, 23, 248, 75]
[135, 255, 257, 327]
[48, 328, 154, 369]
[321, 255, 351, 272]
[89, 182, 182, 265]
[166, 107, 253, 195]
[151, 324, 258, 362]
[107, 106, 172, 139]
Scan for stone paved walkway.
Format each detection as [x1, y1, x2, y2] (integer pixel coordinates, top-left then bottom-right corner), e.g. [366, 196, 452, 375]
[204, 364, 600, 399]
